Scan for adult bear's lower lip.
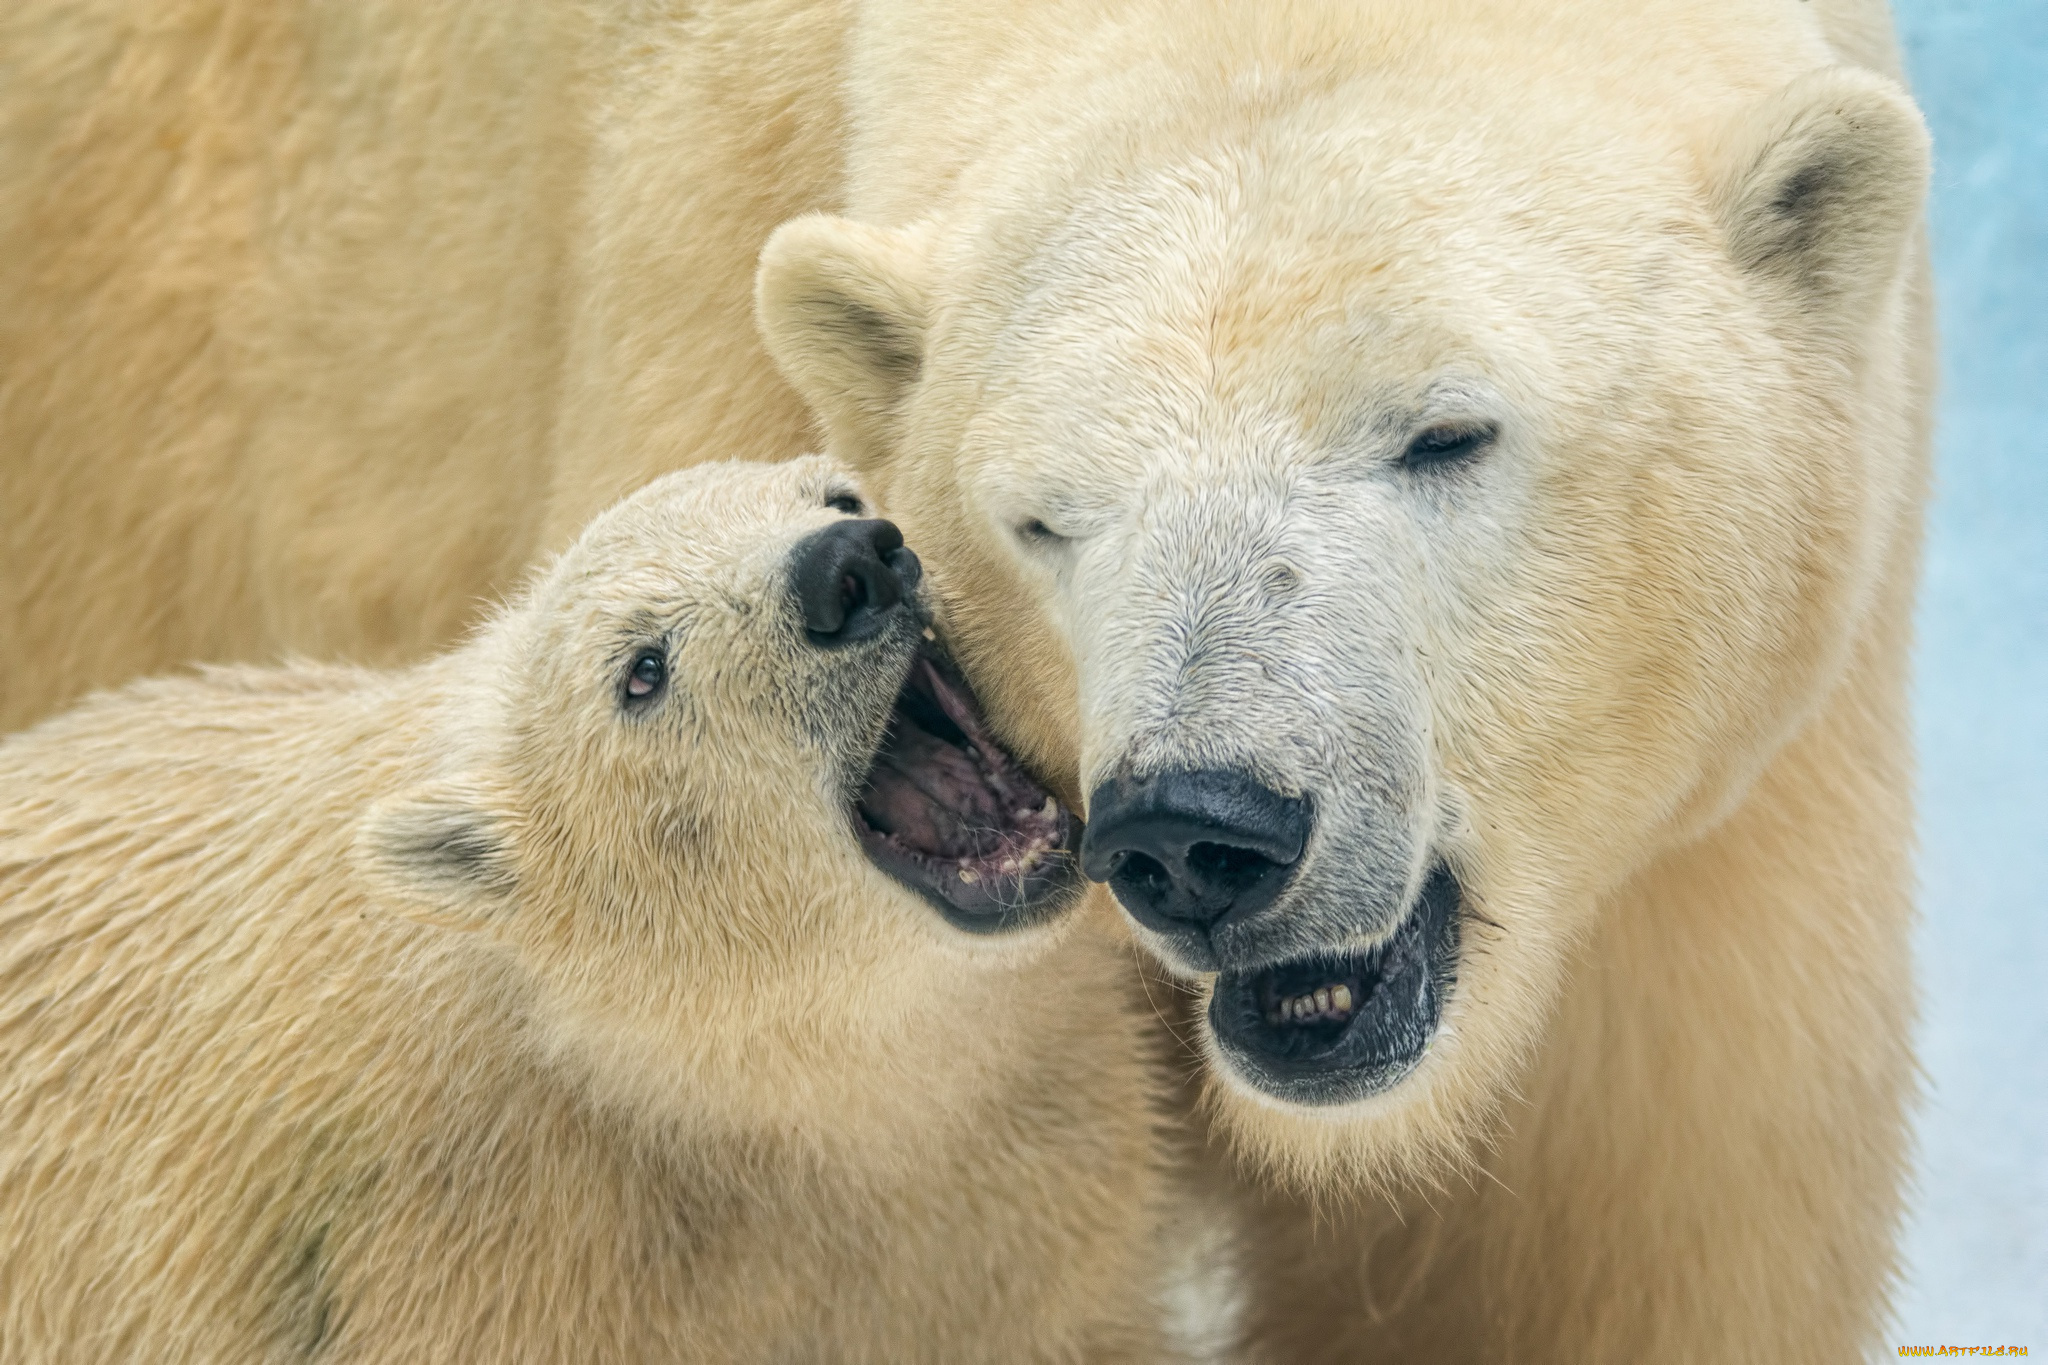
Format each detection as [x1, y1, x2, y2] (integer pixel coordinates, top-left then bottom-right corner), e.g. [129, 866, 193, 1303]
[852, 644, 1086, 933]
[1207, 864, 1463, 1106]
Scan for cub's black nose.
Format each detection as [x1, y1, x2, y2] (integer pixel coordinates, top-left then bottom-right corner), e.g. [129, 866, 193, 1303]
[1081, 769, 1310, 940]
[788, 518, 922, 646]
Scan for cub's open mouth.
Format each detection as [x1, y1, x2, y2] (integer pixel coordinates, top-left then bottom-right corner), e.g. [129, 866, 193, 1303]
[853, 644, 1085, 934]
[1207, 864, 1463, 1106]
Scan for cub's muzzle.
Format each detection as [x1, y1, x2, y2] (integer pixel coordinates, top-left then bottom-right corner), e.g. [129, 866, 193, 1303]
[788, 518, 922, 647]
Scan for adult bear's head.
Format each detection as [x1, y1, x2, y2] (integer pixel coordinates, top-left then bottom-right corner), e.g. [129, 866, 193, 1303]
[756, 36, 1927, 1177]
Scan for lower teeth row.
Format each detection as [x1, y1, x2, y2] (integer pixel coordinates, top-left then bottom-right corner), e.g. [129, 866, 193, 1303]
[1267, 983, 1355, 1026]
[956, 836, 1053, 885]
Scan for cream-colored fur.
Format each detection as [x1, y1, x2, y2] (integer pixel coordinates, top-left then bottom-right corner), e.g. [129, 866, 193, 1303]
[0, 459, 1166, 1364]
[1, 2, 1933, 1359]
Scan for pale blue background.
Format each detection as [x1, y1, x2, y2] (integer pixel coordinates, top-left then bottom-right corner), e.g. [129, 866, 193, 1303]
[1892, 0, 2047, 1345]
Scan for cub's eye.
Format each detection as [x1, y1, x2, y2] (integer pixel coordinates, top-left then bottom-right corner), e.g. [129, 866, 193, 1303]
[1402, 421, 1498, 469]
[624, 649, 667, 702]
[825, 492, 865, 515]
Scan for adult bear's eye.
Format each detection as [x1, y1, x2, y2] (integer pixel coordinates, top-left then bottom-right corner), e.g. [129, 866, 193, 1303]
[825, 492, 865, 515]
[624, 648, 667, 702]
[1402, 420, 1498, 469]
[1017, 519, 1066, 547]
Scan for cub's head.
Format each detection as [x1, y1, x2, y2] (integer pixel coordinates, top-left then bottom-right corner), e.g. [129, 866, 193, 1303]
[756, 41, 1929, 1183]
[363, 458, 1087, 1142]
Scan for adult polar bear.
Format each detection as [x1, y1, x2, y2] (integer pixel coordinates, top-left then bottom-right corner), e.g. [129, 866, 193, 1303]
[0, 0, 1931, 1360]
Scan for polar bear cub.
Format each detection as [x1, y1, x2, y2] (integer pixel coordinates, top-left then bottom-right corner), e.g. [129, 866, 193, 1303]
[0, 458, 1165, 1364]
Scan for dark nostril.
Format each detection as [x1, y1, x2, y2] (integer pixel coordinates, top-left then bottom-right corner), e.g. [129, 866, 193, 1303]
[789, 518, 916, 646]
[1081, 769, 1311, 938]
[1112, 850, 1173, 897]
[840, 571, 870, 619]
[1186, 840, 1276, 891]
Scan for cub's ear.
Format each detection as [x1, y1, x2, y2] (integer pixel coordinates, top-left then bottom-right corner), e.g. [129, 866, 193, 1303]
[755, 215, 933, 470]
[357, 777, 520, 920]
[1710, 67, 1929, 337]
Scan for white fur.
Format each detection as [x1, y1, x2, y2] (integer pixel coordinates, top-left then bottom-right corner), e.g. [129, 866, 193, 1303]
[0, 1, 1935, 1356]
[0, 460, 1169, 1362]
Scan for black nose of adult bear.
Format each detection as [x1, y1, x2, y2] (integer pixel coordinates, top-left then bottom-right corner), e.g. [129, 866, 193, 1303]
[1081, 769, 1311, 941]
[789, 518, 922, 646]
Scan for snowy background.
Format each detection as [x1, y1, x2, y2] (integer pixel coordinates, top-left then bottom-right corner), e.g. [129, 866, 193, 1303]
[1890, 0, 2047, 1345]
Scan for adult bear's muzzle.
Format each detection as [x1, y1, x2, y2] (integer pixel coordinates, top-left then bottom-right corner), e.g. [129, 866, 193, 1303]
[1080, 766, 1311, 965]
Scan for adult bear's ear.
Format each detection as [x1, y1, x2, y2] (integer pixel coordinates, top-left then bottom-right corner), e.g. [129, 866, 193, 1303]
[357, 776, 521, 921]
[755, 215, 933, 470]
[1709, 67, 1929, 340]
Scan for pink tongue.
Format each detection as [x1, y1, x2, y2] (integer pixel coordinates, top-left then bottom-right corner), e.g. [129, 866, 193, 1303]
[858, 719, 1008, 860]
